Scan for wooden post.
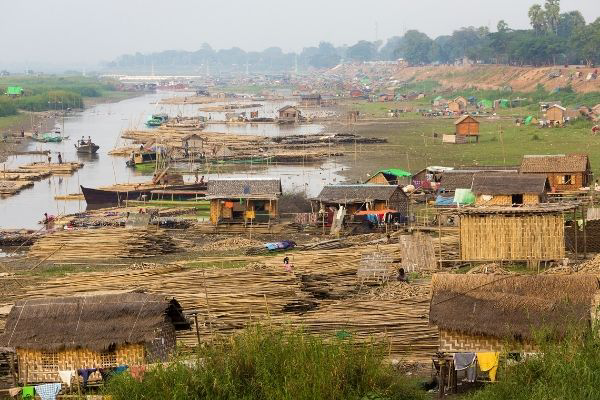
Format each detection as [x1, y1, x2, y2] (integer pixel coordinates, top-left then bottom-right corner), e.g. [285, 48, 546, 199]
[574, 209, 578, 260]
[438, 361, 446, 399]
[438, 211, 443, 267]
[193, 314, 201, 347]
[583, 205, 587, 259]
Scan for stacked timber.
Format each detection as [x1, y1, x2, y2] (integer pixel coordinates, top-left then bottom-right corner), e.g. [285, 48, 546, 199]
[19, 162, 83, 175]
[28, 228, 180, 260]
[0, 170, 51, 181]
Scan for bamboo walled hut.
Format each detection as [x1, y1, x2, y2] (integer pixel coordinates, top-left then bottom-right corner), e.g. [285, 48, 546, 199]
[454, 205, 576, 262]
[429, 273, 600, 352]
[313, 184, 409, 216]
[472, 174, 549, 206]
[0, 293, 190, 384]
[520, 154, 592, 192]
[207, 178, 282, 225]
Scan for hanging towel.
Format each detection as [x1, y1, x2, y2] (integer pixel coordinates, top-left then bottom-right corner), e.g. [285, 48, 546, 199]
[21, 386, 34, 399]
[8, 387, 21, 397]
[453, 353, 476, 382]
[477, 352, 500, 382]
[58, 370, 75, 387]
[34, 383, 61, 400]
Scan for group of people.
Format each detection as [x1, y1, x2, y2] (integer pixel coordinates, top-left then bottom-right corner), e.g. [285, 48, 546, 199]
[47, 152, 63, 164]
[78, 136, 92, 146]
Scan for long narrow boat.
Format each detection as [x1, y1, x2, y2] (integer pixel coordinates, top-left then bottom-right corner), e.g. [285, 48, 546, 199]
[80, 183, 207, 208]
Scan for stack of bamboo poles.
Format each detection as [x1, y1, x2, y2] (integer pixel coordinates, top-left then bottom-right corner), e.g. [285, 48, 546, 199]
[19, 162, 83, 175]
[0, 180, 34, 195]
[28, 228, 180, 261]
[0, 170, 51, 181]
[10, 241, 439, 361]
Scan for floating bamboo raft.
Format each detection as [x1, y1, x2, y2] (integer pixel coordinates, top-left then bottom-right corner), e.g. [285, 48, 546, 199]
[0, 180, 34, 195]
[0, 170, 51, 181]
[18, 162, 83, 175]
[28, 228, 180, 261]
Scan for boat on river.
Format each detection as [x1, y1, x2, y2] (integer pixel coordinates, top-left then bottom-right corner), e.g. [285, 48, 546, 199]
[126, 149, 158, 167]
[80, 183, 207, 208]
[75, 139, 100, 154]
[145, 113, 169, 127]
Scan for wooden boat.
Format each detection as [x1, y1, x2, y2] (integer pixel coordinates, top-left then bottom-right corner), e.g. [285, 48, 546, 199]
[126, 150, 157, 167]
[80, 183, 207, 208]
[75, 140, 100, 154]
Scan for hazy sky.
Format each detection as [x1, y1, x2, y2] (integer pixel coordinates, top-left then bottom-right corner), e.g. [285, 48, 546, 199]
[2, 0, 599, 70]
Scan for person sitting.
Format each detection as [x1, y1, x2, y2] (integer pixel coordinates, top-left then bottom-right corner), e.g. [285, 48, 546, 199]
[397, 267, 409, 283]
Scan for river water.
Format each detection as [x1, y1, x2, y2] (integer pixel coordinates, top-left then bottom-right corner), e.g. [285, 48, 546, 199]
[0, 92, 343, 229]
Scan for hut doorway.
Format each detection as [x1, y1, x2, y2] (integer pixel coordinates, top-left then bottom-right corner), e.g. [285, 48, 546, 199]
[511, 194, 524, 205]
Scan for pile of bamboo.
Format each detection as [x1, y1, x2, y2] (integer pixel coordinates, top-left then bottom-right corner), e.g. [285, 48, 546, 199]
[19, 162, 83, 175]
[0, 180, 34, 195]
[0, 170, 51, 181]
[28, 228, 180, 260]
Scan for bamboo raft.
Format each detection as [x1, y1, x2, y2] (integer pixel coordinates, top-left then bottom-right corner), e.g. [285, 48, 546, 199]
[18, 162, 83, 175]
[0, 170, 52, 181]
[28, 228, 180, 261]
[0, 180, 34, 195]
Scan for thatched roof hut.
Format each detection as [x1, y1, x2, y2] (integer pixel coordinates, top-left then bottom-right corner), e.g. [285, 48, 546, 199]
[0, 293, 190, 383]
[429, 274, 600, 352]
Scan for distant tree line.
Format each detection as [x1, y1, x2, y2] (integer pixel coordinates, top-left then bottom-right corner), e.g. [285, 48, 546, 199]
[106, 0, 600, 72]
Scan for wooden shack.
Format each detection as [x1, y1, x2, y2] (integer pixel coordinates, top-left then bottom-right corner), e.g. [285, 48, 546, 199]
[546, 104, 566, 123]
[447, 101, 462, 113]
[366, 169, 411, 185]
[277, 105, 300, 122]
[454, 96, 468, 109]
[454, 115, 479, 137]
[429, 273, 599, 353]
[472, 173, 549, 206]
[520, 154, 592, 192]
[207, 178, 282, 225]
[299, 94, 322, 107]
[456, 205, 573, 262]
[0, 293, 190, 384]
[181, 133, 204, 150]
[313, 184, 409, 216]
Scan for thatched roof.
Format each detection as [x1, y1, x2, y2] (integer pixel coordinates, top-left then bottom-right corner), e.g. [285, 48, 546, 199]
[314, 184, 404, 203]
[520, 154, 589, 173]
[472, 174, 549, 195]
[429, 274, 599, 341]
[0, 293, 190, 352]
[439, 172, 475, 191]
[206, 178, 282, 199]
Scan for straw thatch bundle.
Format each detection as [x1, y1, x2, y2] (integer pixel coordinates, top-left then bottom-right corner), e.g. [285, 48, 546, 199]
[429, 273, 600, 341]
[0, 293, 190, 352]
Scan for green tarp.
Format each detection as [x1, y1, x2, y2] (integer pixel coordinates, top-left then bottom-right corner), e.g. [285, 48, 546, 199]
[6, 86, 22, 95]
[498, 99, 510, 108]
[375, 168, 412, 178]
[524, 116, 533, 125]
[453, 189, 475, 205]
[478, 99, 493, 108]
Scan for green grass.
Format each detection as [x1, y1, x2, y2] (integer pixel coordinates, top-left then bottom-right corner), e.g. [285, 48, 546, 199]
[469, 329, 600, 400]
[103, 325, 426, 400]
[0, 113, 28, 131]
[343, 114, 600, 180]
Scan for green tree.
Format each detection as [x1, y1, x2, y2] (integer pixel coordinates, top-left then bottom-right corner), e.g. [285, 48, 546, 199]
[497, 20, 510, 32]
[544, 0, 561, 34]
[401, 30, 433, 64]
[570, 18, 600, 65]
[529, 4, 547, 34]
[346, 40, 378, 61]
[557, 10, 585, 38]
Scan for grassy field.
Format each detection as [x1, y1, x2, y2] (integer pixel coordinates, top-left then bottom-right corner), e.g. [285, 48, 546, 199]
[336, 114, 600, 181]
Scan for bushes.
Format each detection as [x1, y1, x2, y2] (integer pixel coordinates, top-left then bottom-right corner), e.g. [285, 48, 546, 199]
[0, 98, 17, 117]
[470, 330, 600, 400]
[103, 326, 425, 400]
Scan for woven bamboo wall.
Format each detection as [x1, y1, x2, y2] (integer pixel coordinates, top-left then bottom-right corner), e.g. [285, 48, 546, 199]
[439, 329, 536, 353]
[17, 344, 145, 384]
[475, 194, 539, 206]
[459, 213, 565, 261]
